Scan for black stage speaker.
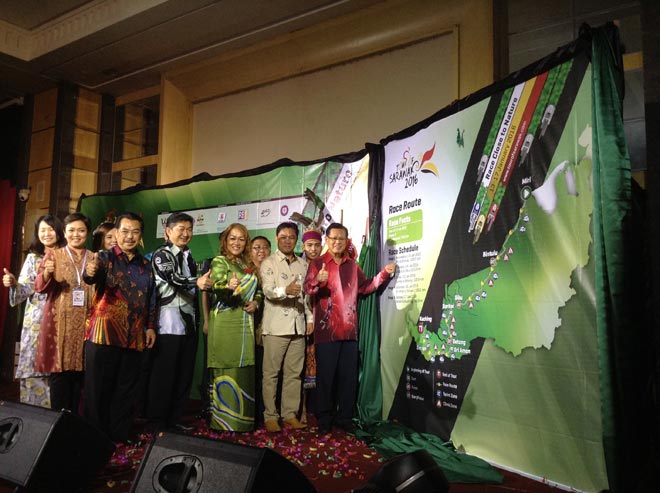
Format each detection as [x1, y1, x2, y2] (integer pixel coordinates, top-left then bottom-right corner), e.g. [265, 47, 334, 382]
[131, 432, 316, 493]
[353, 449, 450, 493]
[0, 400, 116, 492]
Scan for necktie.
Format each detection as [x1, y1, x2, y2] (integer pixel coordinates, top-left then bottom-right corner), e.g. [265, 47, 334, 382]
[187, 252, 197, 276]
[177, 251, 186, 275]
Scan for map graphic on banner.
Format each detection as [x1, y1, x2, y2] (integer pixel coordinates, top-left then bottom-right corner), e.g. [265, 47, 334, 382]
[380, 52, 607, 491]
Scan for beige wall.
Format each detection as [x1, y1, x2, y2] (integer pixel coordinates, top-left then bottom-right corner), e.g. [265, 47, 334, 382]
[159, 79, 193, 184]
[192, 33, 456, 174]
[173, 0, 493, 178]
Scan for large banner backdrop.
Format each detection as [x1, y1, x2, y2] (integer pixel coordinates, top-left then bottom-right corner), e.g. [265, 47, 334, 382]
[378, 38, 606, 491]
[79, 25, 635, 493]
[80, 153, 371, 262]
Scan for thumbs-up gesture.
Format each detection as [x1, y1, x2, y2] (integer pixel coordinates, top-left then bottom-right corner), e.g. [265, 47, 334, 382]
[86, 252, 99, 277]
[384, 262, 397, 275]
[2, 268, 16, 288]
[228, 272, 239, 290]
[317, 263, 328, 283]
[285, 275, 302, 296]
[196, 270, 212, 290]
[42, 258, 55, 281]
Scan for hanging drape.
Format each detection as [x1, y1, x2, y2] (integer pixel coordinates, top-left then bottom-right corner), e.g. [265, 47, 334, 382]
[0, 180, 17, 344]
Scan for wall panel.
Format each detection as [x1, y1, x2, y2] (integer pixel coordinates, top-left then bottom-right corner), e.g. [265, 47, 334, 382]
[193, 34, 455, 175]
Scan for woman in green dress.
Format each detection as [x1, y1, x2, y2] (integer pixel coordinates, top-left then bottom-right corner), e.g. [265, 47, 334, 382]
[208, 223, 262, 431]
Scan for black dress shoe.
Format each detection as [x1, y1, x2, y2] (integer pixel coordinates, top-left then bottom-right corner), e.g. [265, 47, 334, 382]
[145, 419, 167, 433]
[336, 421, 356, 434]
[317, 423, 332, 435]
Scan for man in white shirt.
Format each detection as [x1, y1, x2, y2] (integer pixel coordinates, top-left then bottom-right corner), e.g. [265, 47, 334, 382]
[260, 221, 311, 432]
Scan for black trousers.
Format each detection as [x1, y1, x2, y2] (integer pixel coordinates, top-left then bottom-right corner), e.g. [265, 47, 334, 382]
[314, 340, 358, 429]
[134, 348, 154, 418]
[84, 341, 142, 442]
[50, 370, 83, 414]
[146, 333, 198, 427]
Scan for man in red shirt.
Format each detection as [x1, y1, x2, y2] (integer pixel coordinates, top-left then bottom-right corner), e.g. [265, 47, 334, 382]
[304, 223, 396, 434]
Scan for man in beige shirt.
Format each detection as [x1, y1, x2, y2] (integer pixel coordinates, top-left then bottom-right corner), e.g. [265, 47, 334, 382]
[259, 222, 312, 432]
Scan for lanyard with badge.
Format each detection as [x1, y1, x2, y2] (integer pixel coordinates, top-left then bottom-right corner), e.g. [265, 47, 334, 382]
[65, 246, 88, 307]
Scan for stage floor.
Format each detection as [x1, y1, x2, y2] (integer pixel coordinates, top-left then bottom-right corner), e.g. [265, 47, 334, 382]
[0, 379, 565, 493]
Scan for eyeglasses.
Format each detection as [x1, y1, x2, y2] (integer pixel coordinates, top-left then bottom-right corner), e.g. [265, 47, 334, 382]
[326, 236, 347, 242]
[252, 245, 270, 251]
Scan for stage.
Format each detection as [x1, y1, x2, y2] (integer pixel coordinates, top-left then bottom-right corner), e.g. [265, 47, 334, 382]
[0, 380, 569, 493]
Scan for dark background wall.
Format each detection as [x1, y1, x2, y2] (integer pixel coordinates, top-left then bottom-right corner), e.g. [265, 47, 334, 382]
[641, 0, 660, 438]
[0, 105, 23, 185]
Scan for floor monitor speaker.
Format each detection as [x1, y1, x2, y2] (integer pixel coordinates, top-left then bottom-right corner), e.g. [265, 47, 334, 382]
[0, 400, 115, 492]
[130, 431, 316, 492]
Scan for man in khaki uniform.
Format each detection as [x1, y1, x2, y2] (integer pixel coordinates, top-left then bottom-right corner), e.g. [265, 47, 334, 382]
[259, 222, 311, 432]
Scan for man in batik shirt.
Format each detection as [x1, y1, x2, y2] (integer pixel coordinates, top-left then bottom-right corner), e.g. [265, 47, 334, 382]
[83, 212, 157, 443]
[304, 223, 396, 435]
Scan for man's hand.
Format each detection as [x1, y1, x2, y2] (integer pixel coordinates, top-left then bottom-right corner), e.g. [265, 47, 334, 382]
[316, 263, 328, 283]
[306, 322, 314, 335]
[196, 271, 212, 290]
[145, 329, 156, 348]
[285, 278, 302, 296]
[384, 263, 397, 275]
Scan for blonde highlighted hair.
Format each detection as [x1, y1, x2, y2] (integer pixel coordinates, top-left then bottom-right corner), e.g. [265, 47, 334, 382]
[219, 223, 253, 268]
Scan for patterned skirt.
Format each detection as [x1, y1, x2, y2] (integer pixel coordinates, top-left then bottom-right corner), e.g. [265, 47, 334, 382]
[20, 376, 51, 408]
[209, 366, 255, 432]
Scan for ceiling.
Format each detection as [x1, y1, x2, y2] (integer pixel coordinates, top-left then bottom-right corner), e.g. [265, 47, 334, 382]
[0, 0, 383, 107]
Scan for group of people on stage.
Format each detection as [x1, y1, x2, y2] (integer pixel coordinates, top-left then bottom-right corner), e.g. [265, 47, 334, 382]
[3, 211, 160, 443]
[3, 210, 396, 442]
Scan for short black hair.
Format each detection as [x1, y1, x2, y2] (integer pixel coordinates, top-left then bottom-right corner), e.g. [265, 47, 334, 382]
[115, 212, 144, 232]
[325, 222, 348, 238]
[166, 212, 194, 228]
[276, 221, 299, 238]
[64, 212, 91, 233]
[251, 235, 271, 248]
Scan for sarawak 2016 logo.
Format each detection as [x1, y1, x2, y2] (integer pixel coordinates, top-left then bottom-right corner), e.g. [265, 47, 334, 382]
[389, 143, 439, 188]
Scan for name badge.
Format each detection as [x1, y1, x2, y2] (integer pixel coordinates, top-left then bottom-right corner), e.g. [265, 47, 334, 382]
[72, 288, 85, 307]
